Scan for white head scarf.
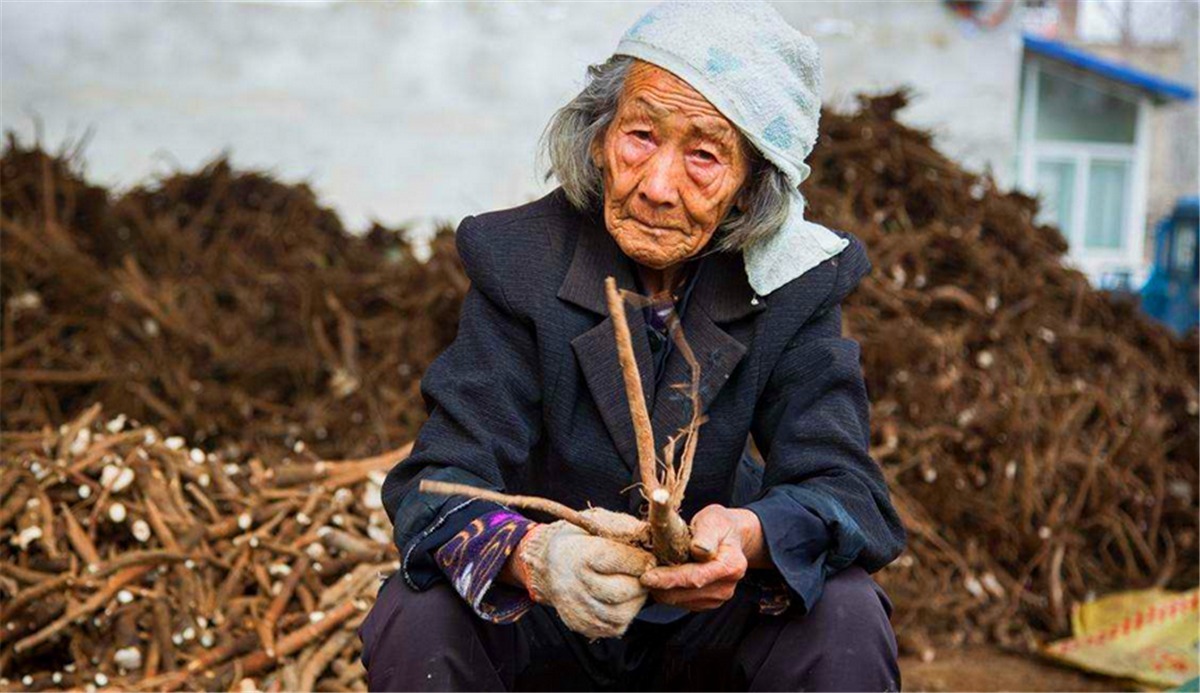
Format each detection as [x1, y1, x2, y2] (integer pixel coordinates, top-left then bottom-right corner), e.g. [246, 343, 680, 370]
[614, 0, 849, 296]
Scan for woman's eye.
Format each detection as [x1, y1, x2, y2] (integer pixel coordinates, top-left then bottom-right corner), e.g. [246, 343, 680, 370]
[692, 150, 717, 163]
[630, 130, 653, 142]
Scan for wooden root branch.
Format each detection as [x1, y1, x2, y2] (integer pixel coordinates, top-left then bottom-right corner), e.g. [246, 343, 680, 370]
[417, 480, 624, 540]
[604, 277, 695, 564]
[421, 277, 706, 565]
[602, 278, 660, 499]
[647, 487, 692, 564]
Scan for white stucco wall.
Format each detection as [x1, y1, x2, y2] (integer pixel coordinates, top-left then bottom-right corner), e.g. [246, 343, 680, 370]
[1, 1, 1023, 236]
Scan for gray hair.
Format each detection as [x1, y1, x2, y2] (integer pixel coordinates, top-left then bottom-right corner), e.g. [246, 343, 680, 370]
[537, 55, 792, 254]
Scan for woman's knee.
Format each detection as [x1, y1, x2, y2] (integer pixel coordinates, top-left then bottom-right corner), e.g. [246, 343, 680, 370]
[802, 566, 897, 655]
[812, 565, 894, 627]
[802, 566, 899, 689]
[357, 574, 521, 691]
[744, 567, 900, 691]
[357, 573, 475, 673]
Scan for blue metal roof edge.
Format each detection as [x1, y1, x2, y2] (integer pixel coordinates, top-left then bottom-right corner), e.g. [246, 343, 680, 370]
[1023, 33, 1195, 102]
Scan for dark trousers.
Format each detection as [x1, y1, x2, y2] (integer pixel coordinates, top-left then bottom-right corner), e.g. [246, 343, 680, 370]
[357, 566, 900, 692]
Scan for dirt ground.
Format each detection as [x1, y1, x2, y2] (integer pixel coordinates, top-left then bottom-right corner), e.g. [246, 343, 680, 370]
[901, 647, 1128, 692]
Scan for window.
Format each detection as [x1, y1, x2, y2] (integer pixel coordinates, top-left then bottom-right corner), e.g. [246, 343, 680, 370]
[1035, 159, 1075, 232]
[1084, 159, 1130, 250]
[1017, 59, 1145, 273]
[1035, 68, 1138, 144]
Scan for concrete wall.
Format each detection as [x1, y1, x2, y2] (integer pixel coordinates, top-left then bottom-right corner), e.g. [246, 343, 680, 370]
[2, 1, 1023, 237]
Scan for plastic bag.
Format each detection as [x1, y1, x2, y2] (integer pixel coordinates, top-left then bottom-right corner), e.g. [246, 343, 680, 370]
[1043, 588, 1198, 689]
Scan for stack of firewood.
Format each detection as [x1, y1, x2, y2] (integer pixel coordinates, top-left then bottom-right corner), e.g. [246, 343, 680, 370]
[1, 404, 408, 691]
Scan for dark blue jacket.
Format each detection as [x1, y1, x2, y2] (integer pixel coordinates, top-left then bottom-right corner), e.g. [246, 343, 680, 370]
[381, 187, 905, 612]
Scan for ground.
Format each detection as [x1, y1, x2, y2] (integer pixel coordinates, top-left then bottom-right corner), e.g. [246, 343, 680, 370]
[901, 647, 1128, 692]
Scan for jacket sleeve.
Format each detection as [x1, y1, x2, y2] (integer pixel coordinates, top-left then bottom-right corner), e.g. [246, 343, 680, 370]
[433, 509, 537, 623]
[744, 237, 906, 612]
[380, 214, 544, 591]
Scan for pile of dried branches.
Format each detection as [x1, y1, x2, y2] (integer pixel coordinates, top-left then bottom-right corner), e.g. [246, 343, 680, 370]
[1, 136, 465, 461]
[0, 404, 406, 691]
[802, 90, 1199, 649]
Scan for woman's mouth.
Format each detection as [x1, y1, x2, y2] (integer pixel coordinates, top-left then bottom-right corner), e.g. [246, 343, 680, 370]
[628, 216, 679, 237]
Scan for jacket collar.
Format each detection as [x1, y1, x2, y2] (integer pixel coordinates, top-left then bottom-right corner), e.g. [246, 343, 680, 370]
[556, 205, 767, 323]
[558, 205, 762, 495]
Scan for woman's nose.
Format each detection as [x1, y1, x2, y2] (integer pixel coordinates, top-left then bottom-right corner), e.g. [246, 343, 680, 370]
[638, 150, 681, 209]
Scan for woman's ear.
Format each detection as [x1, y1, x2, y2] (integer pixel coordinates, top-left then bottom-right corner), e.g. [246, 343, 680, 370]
[589, 131, 607, 170]
[732, 151, 757, 213]
[733, 185, 750, 214]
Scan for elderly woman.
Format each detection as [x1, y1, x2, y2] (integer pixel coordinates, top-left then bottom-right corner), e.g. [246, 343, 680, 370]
[359, 2, 905, 691]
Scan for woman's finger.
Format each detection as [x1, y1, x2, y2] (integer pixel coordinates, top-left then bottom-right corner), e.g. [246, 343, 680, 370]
[649, 580, 737, 605]
[642, 542, 744, 589]
[581, 570, 645, 605]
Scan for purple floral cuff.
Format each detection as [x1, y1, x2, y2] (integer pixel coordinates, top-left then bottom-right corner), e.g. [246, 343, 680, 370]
[434, 509, 536, 623]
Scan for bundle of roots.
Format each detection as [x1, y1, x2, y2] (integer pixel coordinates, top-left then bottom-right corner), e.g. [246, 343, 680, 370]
[421, 276, 704, 565]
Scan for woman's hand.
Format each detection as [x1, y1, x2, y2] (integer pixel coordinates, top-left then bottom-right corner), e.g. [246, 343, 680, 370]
[639, 505, 768, 611]
[510, 519, 657, 639]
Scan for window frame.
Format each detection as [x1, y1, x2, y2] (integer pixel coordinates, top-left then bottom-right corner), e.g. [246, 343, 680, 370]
[1015, 57, 1152, 281]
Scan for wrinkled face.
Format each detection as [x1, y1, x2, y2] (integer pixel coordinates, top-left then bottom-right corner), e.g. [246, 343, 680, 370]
[592, 60, 752, 269]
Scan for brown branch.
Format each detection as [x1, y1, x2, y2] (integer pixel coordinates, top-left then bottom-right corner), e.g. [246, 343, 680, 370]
[604, 276, 659, 493]
[15, 564, 153, 653]
[662, 307, 704, 508]
[228, 599, 364, 678]
[258, 555, 311, 658]
[60, 503, 101, 567]
[419, 480, 621, 539]
[0, 572, 75, 624]
[297, 628, 354, 692]
[605, 277, 695, 564]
